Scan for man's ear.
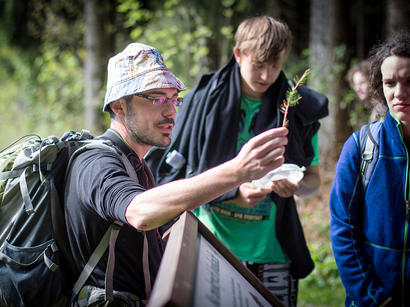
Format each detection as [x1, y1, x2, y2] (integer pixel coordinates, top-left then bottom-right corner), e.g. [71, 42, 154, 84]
[110, 99, 126, 116]
[233, 47, 241, 64]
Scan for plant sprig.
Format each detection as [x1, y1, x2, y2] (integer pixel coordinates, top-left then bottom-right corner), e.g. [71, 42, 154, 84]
[280, 68, 311, 127]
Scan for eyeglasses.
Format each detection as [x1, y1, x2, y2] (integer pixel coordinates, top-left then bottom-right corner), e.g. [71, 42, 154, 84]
[134, 93, 183, 107]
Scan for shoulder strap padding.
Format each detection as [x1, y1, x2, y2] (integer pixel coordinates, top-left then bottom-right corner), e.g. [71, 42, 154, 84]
[359, 121, 382, 193]
[71, 221, 123, 300]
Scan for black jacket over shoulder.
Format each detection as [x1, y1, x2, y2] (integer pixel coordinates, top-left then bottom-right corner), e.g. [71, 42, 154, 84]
[146, 56, 328, 279]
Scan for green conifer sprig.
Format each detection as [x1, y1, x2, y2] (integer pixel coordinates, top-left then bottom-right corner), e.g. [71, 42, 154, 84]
[280, 68, 311, 127]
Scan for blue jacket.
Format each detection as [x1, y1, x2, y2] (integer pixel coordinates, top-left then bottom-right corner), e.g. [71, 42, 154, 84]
[330, 111, 410, 306]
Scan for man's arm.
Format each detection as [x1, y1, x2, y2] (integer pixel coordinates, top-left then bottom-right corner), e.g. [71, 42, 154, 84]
[125, 127, 288, 230]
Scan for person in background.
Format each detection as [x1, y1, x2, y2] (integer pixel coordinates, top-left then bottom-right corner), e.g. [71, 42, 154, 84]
[63, 42, 288, 306]
[348, 60, 372, 101]
[348, 60, 387, 122]
[146, 16, 328, 307]
[330, 33, 410, 306]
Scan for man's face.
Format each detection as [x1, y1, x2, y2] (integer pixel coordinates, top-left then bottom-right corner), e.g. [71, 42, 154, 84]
[352, 71, 369, 101]
[124, 88, 178, 148]
[381, 56, 410, 124]
[234, 48, 287, 100]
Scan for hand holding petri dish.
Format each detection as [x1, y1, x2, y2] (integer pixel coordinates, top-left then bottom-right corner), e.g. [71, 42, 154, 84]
[251, 163, 306, 189]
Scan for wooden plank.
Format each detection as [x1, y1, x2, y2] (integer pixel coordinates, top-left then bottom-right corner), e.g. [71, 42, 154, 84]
[147, 211, 284, 307]
[147, 212, 197, 307]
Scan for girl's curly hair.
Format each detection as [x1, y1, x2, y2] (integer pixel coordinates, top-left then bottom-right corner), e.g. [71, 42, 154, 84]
[368, 32, 410, 105]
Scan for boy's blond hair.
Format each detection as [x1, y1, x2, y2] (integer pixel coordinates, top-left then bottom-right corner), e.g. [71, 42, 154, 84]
[234, 16, 292, 63]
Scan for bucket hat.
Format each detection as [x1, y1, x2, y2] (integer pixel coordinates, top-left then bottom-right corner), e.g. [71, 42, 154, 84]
[103, 43, 185, 111]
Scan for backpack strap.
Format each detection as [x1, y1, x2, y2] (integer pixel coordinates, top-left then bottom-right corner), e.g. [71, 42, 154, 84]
[71, 221, 123, 299]
[68, 141, 123, 302]
[359, 121, 382, 193]
[98, 130, 152, 298]
[104, 221, 123, 301]
[64, 140, 120, 183]
[116, 151, 152, 299]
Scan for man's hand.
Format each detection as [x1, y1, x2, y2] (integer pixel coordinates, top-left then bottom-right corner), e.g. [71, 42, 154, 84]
[233, 127, 288, 182]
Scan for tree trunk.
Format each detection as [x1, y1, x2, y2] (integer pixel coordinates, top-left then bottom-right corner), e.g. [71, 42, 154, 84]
[387, 0, 410, 36]
[309, 0, 351, 167]
[332, 0, 352, 148]
[84, 0, 106, 134]
[355, 0, 367, 59]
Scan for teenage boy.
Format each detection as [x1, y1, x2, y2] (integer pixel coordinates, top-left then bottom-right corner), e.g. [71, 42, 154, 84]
[147, 16, 328, 307]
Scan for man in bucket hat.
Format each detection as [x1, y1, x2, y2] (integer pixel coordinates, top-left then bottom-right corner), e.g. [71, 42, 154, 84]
[64, 42, 288, 306]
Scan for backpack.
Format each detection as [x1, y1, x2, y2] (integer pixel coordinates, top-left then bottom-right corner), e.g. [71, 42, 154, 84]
[0, 130, 135, 306]
[359, 120, 382, 193]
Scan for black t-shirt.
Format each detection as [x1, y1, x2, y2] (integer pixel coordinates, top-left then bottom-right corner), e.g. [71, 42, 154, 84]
[64, 130, 164, 299]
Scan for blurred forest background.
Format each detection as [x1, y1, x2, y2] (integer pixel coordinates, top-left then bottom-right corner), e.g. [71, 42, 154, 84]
[0, 0, 409, 306]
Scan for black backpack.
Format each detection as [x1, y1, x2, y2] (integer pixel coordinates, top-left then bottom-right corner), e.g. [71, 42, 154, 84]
[0, 130, 135, 306]
[359, 120, 382, 193]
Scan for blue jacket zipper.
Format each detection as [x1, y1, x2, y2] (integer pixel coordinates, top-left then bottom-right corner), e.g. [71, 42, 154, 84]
[400, 122, 409, 307]
[402, 201, 409, 306]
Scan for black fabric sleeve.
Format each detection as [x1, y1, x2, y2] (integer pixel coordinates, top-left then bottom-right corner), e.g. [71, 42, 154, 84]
[68, 149, 145, 224]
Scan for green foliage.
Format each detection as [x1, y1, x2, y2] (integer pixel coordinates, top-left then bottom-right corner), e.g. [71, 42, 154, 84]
[342, 89, 371, 131]
[117, 0, 152, 28]
[0, 44, 35, 147]
[284, 49, 311, 79]
[32, 44, 84, 129]
[117, 0, 263, 89]
[0, 42, 84, 148]
[286, 69, 311, 106]
[296, 212, 345, 306]
[281, 68, 311, 126]
[119, 0, 214, 90]
[297, 196, 346, 306]
[0, 0, 85, 148]
[299, 241, 345, 306]
[307, 243, 342, 288]
[333, 45, 348, 75]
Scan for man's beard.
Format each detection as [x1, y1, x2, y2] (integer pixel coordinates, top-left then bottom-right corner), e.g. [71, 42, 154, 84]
[124, 113, 173, 148]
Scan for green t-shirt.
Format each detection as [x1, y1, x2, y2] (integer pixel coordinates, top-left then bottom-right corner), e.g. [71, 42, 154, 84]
[194, 95, 319, 263]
